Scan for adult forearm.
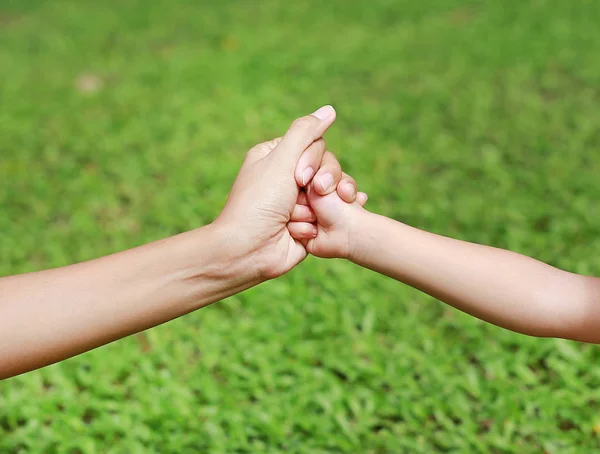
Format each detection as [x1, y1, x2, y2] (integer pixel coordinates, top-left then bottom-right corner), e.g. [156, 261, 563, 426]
[351, 211, 599, 341]
[0, 224, 258, 379]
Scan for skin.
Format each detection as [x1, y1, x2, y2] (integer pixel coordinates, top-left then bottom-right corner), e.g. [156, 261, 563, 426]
[295, 181, 600, 344]
[8, 108, 592, 380]
[0, 106, 365, 380]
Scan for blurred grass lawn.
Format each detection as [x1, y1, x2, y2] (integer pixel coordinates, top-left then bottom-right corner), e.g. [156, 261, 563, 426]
[2, 0, 600, 452]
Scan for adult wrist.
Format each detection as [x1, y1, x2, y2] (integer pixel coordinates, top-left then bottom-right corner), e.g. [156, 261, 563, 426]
[167, 222, 264, 310]
[203, 220, 266, 286]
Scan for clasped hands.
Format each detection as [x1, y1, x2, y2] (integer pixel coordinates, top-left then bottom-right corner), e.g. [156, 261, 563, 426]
[6, 106, 591, 382]
[0, 105, 370, 379]
[213, 105, 367, 285]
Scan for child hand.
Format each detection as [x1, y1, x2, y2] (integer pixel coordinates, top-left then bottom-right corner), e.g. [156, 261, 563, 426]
[288, 151, 368, 259]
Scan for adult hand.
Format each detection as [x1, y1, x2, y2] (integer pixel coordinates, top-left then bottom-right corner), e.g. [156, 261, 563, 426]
[0, 105, 364, 379]
[214, 105, 346, 280]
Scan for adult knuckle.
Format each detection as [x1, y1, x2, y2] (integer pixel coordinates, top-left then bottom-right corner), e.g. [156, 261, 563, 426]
[291, 116, 316, 133]
[267, 137, 283, 148]
[313, 138, 326, 150]
[305, 139, 326, 159]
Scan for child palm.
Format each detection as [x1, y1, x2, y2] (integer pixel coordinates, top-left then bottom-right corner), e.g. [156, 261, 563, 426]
[303, 175, 368, 259]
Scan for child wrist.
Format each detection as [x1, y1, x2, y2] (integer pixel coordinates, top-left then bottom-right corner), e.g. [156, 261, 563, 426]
[347, 208, 371, 263]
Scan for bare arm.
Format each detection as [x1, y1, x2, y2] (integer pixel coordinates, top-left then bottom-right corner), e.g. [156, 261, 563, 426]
[0, 106, 355, 379]
[0, 226, 255, 379]
[349, 211, 600, 343]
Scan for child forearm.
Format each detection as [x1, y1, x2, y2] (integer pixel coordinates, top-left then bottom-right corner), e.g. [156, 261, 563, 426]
[350, 211, 600, 343]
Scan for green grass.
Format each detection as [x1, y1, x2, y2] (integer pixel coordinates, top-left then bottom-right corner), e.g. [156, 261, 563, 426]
[2, 0, 600, 452]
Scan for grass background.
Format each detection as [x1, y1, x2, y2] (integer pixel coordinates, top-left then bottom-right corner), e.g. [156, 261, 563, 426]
[1, 0, 600, 452]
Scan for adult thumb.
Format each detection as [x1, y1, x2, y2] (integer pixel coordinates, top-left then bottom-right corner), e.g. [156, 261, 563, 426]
[270, 105, 336, 170]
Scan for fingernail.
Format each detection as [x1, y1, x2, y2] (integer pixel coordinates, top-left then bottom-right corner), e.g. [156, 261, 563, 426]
[317, 173, 334, 192]
[311, 226, 318, 237]
[344, 182, 355, 196]
[311, 105, 334, 120]
[302, 167, 314, 186]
